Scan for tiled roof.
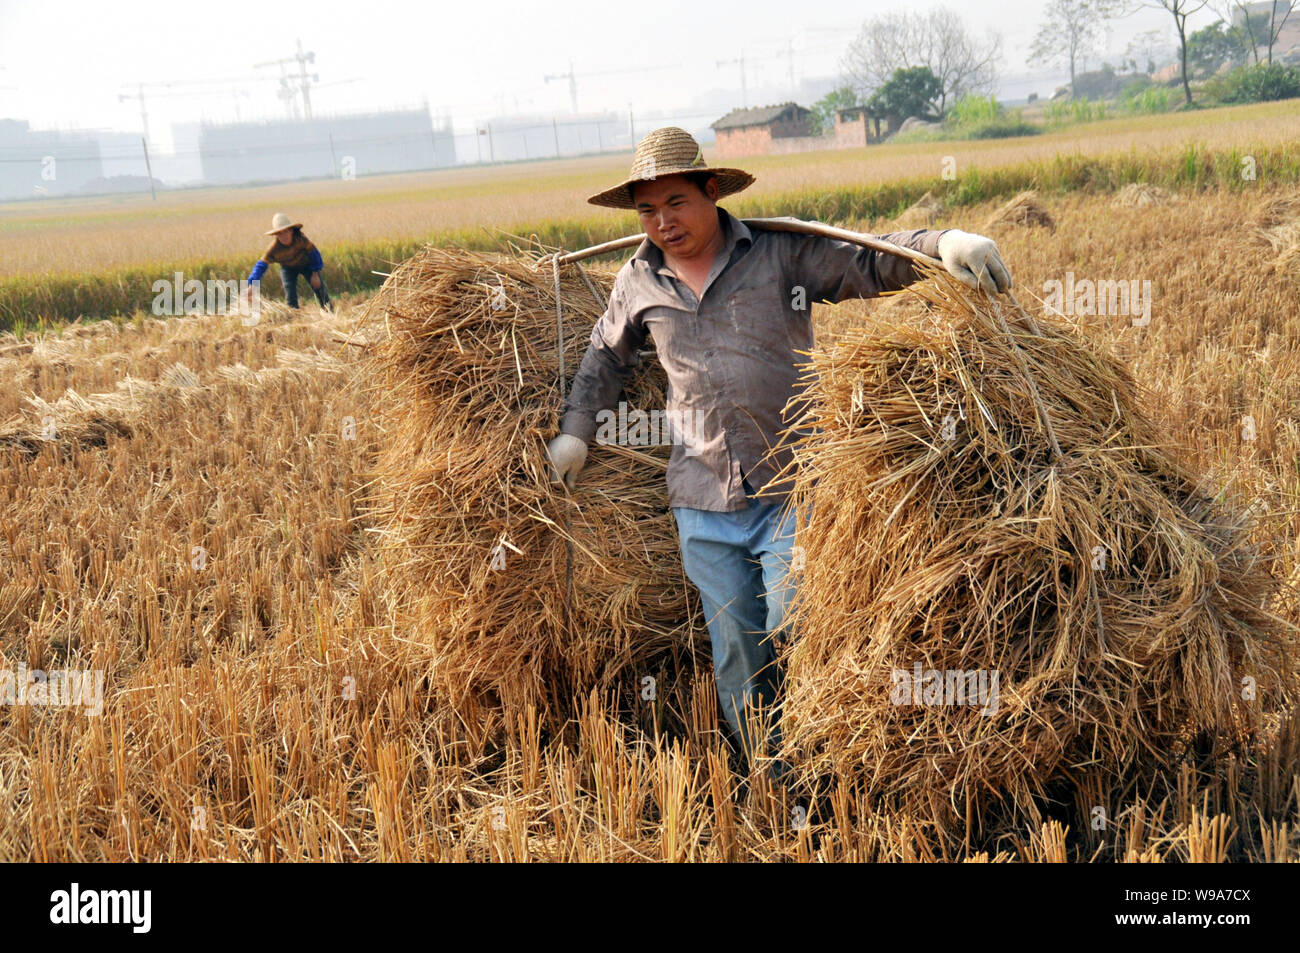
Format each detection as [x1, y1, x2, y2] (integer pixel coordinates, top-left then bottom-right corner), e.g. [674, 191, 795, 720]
[711, 102, 809, 130]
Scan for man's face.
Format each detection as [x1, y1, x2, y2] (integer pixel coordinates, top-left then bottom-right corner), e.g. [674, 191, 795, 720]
[632, 173, 721, 260]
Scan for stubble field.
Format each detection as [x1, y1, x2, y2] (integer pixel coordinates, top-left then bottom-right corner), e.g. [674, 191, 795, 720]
[1, 181, 1298, 860]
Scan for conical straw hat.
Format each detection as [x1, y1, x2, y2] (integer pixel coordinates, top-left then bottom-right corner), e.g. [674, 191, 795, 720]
[265, 212, 304, 236]
[587, 126, 755, 209]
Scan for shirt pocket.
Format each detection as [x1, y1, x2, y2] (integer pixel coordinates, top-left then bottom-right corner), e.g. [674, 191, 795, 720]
[645, 306, 704, 375]
[722, 283, 791, 359]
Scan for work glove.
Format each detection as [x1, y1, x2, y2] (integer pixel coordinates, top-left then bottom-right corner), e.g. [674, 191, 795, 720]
[937, 230, 1013, 295]
[547, 433, 588, 490]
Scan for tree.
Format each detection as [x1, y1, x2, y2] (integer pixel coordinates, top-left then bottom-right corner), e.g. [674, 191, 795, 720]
[1209, 1, 1258, 62]
[841, 8, 1001, 113]
[1247, 1, 1296, 64]
[1028, 0, 1123, 96]
[808, 86, 860, 136]
[865, 67, 945, 132]
[1145, 0, 1212, 105]
[1208, 1, 1294, 64]
[1186, 20, 1246, 74]
[1125, 28, 1170, 74]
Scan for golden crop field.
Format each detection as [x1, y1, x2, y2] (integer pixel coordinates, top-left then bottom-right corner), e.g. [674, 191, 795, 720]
[4, 99, 1300, 281]
[1, 182, 1297, 861]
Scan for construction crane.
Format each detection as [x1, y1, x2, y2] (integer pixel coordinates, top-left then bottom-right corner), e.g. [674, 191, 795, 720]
[117, 83, 177, 147]
[726, 27, 854, 104]
[119, 73, 302, 143]
[118, 70, 359, 143]
[118, 84, 260, 136]
[254, 38, 318, 121]
[299, 77, 363, 117]
[544, 61, 681, 114]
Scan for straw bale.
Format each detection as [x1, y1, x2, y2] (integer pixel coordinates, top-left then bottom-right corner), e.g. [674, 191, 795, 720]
[1115, 183, 1176, 208]
[894, 191, 945, 230]
[361, 248, 707, 749]
[777, 270, 1289, 832]
[985, 190, 1056, 230]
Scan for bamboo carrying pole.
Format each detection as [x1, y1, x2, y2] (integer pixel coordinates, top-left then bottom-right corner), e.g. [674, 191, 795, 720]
[544, 217, 1058, 453]
[552, 217, 935, 267]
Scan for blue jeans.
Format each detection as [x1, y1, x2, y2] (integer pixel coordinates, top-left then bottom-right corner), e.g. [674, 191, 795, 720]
[280, 265, 328, 309]
[672, 477, 801, 772]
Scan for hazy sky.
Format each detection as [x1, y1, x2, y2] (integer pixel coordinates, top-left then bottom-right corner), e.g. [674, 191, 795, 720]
[0, 0, 1205, 148]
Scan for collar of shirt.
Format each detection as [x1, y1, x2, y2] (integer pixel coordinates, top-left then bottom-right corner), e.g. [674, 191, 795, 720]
[630, 207, 753, 299]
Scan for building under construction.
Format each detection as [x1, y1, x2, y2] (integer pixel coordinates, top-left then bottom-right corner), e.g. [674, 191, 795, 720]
[0, 119, 103, 199]
[198, 108, 455, 185]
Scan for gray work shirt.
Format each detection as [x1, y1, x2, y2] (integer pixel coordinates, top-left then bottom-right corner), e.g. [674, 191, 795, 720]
[560, 206, 948, 512]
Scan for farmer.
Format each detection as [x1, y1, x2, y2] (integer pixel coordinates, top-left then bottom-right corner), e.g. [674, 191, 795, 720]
[246, 212, 332, 311]
[546, 126, 1010, 778]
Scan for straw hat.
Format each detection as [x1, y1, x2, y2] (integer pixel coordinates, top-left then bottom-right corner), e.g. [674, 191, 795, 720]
[587, 127, 755, 209]
[264, 212, 303, 236]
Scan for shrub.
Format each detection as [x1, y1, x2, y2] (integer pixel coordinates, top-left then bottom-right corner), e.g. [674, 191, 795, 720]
[945, 94, 1002, 128]
[1122, 85, 1177, 115]
[1216, 64, 1300, 104]
[942, 95, 1041, 140]
[1044, 98, 1109, 126]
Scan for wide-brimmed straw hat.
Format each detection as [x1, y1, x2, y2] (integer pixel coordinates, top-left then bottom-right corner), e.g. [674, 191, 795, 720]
[264, 212, 303, 236]
[587, 126, 755, 209]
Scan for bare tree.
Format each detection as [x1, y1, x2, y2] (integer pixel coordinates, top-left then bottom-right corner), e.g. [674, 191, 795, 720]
[1144, 0, 1211, 105]
[841, 7, 1002, 113]
[1029, 0, 1125, 95]
[1209, 1, 1259, 61]
[1208, 0, 1295, 63]
[1125, 27, 1171, 72]
[1237, 0, 1297, 63]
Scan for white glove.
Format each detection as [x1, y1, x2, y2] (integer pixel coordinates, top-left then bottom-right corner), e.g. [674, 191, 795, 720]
[937, 230, 1012, 295]
[547, 433, 588, 490]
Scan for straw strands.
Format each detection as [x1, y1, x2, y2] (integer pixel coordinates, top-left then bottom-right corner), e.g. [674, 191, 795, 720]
[361, 248, 707, 753]
[1115, 183, 1176, 208]
[894, 191, 946, 229]
[1255, 192, 1300, 274]
[984, 190, 1056, 230]
[1255, 187, 1300, 230]
[776, 268, 1291, 836]
[0, 350, 340, 455]
[1261, 221, 1300, 273]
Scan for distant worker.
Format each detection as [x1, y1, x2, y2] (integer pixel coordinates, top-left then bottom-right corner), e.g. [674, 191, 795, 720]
[247, 212, 332, 311]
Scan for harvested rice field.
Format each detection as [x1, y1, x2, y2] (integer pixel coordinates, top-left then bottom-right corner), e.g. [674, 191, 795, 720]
[2, 185, 1299, 862]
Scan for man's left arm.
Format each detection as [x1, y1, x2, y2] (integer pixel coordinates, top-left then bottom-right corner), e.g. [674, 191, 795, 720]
[786, 226, 1011, 303]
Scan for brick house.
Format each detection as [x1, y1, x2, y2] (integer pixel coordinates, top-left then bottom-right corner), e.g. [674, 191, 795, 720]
[710, 103, 814, 159]
[832, 106, 887, 148]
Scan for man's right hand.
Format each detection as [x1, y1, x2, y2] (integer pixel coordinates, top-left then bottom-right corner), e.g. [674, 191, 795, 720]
[546, 433, 588, 490]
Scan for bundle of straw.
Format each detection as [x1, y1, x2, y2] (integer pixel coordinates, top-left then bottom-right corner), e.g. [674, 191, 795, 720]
[361, 248, 705, 750]
[1259, 221, 1300, 274]
[1255, 187, 1300, 230]
[894, 191, 945, 229]
[0, 351, 346, 457]
[1115, 183, 1176, 208]
[984, 190, 1056, 230]
[776, 270, 1288, 832]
